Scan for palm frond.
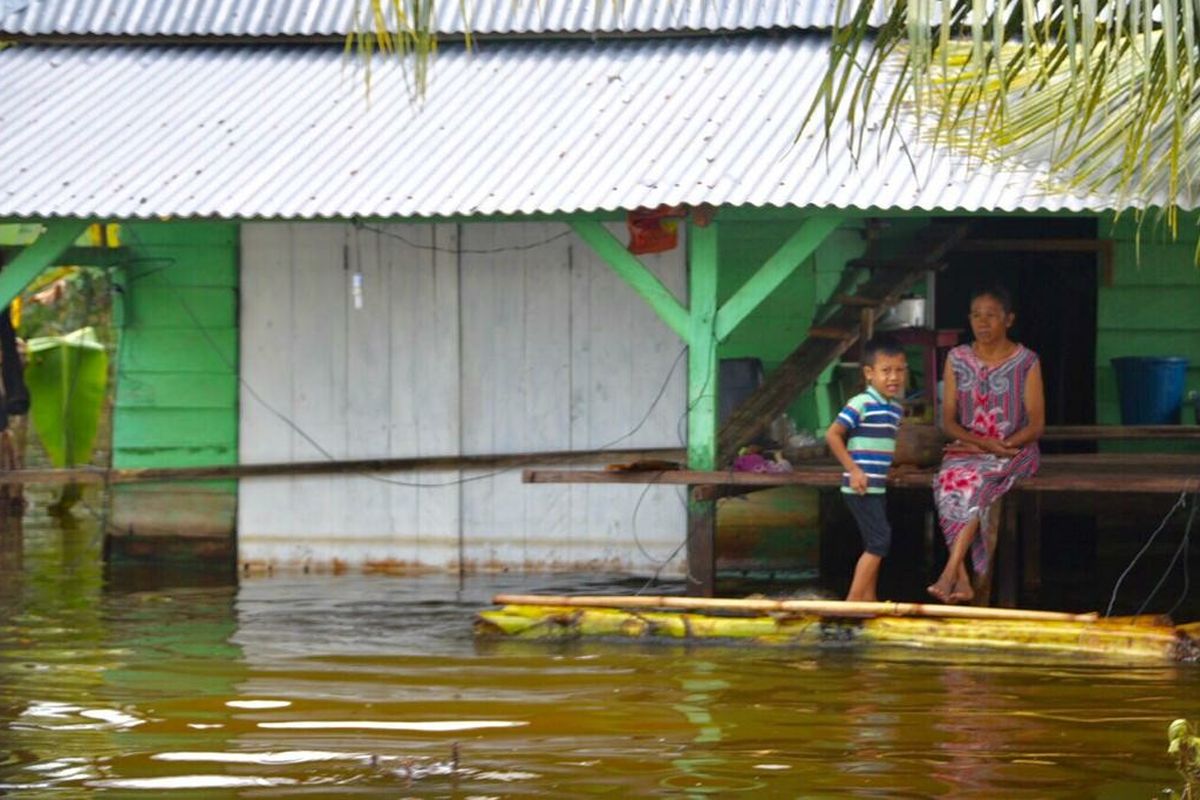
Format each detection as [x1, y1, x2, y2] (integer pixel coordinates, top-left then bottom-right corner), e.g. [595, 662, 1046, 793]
[813, 1, 1200, 219]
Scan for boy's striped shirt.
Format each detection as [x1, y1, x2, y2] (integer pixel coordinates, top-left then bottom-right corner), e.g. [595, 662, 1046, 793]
[835, 386, 903, 495]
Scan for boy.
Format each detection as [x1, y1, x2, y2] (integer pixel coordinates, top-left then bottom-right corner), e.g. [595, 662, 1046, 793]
[824, 334, 907, 602]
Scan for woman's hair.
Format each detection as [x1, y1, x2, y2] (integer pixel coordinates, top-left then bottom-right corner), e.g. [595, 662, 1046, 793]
[969, 285, 1013, 314]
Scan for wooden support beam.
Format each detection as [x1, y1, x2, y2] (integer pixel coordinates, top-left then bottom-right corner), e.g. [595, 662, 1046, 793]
[1022, 493, 1043, 603]
[950, 238, 1115, 286]
[686, 221, 720, 472]
[686, 220, 720, 596]
[0, 223, 88, 307]
[714, 213, 842, 341]
[836, 294, 882, 307]
[569, 220, 688, 340]
[996, 498, 1020, 608]
[808, 326, 857, 340]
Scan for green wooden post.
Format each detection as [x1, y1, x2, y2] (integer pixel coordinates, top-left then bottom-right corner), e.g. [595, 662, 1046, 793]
[0, 222, 87, 308]
[569, 221, 689, 340]
[687, 222, 720, 470]
[714, 213, 843, 341]
[687, 220, 720, 596]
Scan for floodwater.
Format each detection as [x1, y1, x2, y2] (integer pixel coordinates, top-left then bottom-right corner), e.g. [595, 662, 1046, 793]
[2, 498, 1199, 798]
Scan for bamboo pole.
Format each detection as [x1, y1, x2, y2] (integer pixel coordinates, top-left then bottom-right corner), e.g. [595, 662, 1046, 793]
[491, 594, 1100, 623]
[0, 447, 686, 487]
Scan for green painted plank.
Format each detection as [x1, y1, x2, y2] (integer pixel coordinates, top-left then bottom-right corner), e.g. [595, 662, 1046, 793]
[715, 214, 842, 341]
[113, 407, 237, 449]
[688, 222, 720, 471]
[125, 253, 238, 288]
[1098, 294, 1200, 331]
[0, 245, 131, 268]
[117, 372, 238, 410]
[1110, 243, 1200, 286]
[126, 261, 238, 289]
[122, 286, 237, 328]
[119, 328, 237, 373]
[570, 220, 688, 340]
[1096, 331, 1200, 362]
[113, 447, 238, 469]
[123, 222, 239, 248]
[0, 222, 87, 307]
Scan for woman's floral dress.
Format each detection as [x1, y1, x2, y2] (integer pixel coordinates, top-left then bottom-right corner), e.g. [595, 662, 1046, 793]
[934, 344, 1041, 576]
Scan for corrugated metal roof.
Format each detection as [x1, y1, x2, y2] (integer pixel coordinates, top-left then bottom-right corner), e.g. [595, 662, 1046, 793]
[0, 35, 1129, 220]
[0, 0, 887, 36]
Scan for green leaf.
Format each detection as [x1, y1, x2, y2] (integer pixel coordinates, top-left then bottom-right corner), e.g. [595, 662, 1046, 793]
[23, 327, 108, 468]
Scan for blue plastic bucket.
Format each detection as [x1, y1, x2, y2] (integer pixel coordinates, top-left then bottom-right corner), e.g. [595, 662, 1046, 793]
[1110, 356, 1190, 424]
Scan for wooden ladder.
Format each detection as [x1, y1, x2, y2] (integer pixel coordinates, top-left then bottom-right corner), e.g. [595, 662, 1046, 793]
[715, 223, 969, 465]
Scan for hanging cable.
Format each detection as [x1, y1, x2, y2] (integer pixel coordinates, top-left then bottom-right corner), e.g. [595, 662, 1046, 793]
[1105, 490, 1189, 617]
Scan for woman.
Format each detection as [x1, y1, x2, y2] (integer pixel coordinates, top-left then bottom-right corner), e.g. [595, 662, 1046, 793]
[927, 287, 1044, 604]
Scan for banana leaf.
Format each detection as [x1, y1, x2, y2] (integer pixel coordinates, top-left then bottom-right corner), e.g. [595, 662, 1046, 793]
[23, 327, 108, 468]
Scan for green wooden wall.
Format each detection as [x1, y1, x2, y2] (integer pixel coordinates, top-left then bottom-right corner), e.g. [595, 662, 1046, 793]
[716, 218, 868, 434]
[717, 209, 1200, 435]
[1097, 215, 1200, 426]
[109, 222, 239, 555]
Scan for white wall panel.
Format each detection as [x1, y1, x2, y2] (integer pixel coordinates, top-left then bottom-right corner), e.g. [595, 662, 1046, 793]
[239, 221, 686, 574]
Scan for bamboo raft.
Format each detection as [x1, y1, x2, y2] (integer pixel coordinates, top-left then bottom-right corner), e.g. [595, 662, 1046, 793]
[476, 595, 1200, 662]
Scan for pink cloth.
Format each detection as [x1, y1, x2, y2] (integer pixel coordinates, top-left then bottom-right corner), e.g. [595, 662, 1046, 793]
[733, 453, 793, 474]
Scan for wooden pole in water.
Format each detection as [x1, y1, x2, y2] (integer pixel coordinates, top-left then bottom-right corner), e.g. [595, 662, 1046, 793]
[491, 594, 1101, 623]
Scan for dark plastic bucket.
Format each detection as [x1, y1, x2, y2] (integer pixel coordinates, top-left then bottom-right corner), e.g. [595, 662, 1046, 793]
[1110, 356, 1190, 424]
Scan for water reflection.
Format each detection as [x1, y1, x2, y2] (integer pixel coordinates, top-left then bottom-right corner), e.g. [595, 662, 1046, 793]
[1, 498, 1198, 798]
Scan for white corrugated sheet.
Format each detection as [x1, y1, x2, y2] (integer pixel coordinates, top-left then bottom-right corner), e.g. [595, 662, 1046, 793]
[0, 0, 887, 36]
[0, 35, 1127, 220]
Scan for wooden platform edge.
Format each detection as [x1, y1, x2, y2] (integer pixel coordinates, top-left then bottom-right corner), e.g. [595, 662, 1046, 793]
[522, 467, 1200, 495]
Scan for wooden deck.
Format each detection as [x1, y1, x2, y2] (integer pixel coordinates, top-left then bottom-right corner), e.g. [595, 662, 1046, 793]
[524, 453, 1200, 497]
[524, 448, 1200, 608]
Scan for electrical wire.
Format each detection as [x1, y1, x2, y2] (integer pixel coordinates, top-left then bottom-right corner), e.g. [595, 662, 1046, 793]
[1165, 499, 1196, 618]
[1139, 491, 1198, 618]
[119, 224, 690, 492]
[357, 220, 573, 255]
[1105, 489, 1189, 617]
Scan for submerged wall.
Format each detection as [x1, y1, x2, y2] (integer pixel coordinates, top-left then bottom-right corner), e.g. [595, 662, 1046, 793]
[108, 222, 239, 563]
[237, 221, 689, 573]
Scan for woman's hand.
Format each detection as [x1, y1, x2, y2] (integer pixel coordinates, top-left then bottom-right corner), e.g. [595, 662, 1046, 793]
[945, 438, 1018, 457]
[982, 438, 1019, 458]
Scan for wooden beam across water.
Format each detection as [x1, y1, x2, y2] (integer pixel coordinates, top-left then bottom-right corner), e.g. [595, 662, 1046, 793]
[0, 447, 687, 486]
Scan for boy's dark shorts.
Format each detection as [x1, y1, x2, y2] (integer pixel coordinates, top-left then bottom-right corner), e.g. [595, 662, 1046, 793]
[842, 493, 891, 558]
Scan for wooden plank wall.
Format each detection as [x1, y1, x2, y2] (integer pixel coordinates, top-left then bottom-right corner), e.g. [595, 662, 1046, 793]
[1097, 218, 1200, 429]
[109, 222, 240, 554]
[238, 222, 687, 573]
